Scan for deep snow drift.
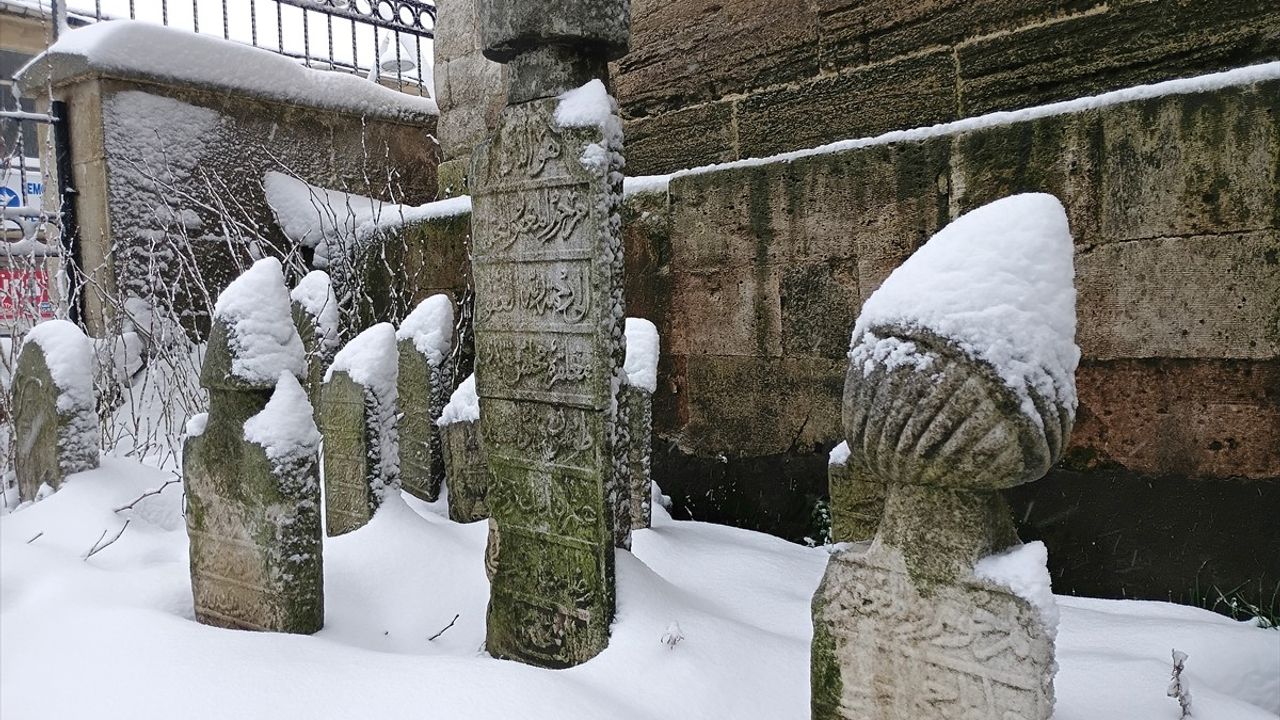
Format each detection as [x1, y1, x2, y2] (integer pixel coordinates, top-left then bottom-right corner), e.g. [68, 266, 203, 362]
[1, 458, 1276, 720]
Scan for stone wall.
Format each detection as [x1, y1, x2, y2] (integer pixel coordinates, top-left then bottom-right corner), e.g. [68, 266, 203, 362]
[20, 27, 439, 335]
[386, 76, 1279, 608]
[613, 0, 1280, 175]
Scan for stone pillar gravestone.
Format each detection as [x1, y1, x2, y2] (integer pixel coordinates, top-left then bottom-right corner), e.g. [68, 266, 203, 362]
[183, 258, 323, 634]
[439, 374, 489, 523]
[826, 442, 885, 543]
[620, 317, 659, 535]
[619, 385, 650, 535]
[13, 320, 100, 502]
[811, 195, 1076, 720]
[320, 322, 400, 536]
[471, 0, 630, 667]
[396, 294, 455, 502]
[290, 270, 341, 408]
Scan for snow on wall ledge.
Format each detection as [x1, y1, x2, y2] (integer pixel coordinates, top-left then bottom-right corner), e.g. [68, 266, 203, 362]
[16, 21, 437, 122]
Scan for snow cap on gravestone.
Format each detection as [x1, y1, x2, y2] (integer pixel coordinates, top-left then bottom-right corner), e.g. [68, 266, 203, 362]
[844, 193, 1080, 490]
[203, 257, 306, 391]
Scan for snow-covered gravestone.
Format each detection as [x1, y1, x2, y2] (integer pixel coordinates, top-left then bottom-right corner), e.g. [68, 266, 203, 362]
[471, 0, 630, 667]
[620, 318, 658, 537]
[811, 194, 1079, 720]
[320, 323, 399, 536]
[290, 270, 341, 406]
[183, 258, 323, 634]
[396, 295, 454, 502]
[438, 373, 488, 523]
[13, 320, 100, 501]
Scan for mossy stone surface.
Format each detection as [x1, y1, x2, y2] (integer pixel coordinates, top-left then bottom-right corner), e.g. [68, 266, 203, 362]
[319, 371, 380, 536]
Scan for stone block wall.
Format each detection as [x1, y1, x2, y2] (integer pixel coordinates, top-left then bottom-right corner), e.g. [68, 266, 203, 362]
[386, 77, 1279, 608]
[613, 0, 1280, 175]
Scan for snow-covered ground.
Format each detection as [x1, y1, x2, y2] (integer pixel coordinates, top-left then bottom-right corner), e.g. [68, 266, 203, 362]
[1, 458, 1275, 720]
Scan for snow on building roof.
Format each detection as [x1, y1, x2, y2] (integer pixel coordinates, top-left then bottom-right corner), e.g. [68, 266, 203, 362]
[16, 20, 437, 122]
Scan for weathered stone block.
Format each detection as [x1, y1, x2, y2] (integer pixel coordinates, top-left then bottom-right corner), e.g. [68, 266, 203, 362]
[950, 80, 1280, 248]
[736, 49, 957, 159]
[1075, 231, 1280, 360]
[818, 0, 1067, 69]
[1069, 358, 1280, 481]
[957, 0, 1280, 117]
[13, 324, 100, 501]
[668, 266, 782, 358]
[615, 0, 819, 118]
[684, 355, 843, 455]
[621, 101, 737, 177]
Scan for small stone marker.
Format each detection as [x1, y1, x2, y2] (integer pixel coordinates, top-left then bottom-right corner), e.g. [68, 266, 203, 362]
[471, 0, 630, 667]
[811, 195, 1078, 720]
[438, 374, 489, 523]
[396, 294, 455, 502]
[320, 322, 399, 536]
[621, 317, 658, 536]
[183, 258, 323, 634]
[13, 319, 100, 501]
[826, 441, 884, 543]
[290, 270, 341, 406]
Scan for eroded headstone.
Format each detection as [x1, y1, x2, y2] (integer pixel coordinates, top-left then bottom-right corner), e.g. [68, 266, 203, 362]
[320, 322, 399, 536]
[812, 195, 1078, 720]
[13, 320, 100, 501]
[620, 317, 659, 535]
[438, 374, 489, 523]
[471, 0, 630, 667]
[183, 258, 323, 634]
[290, 270, 341, 406]
[396, 294, 455, 502]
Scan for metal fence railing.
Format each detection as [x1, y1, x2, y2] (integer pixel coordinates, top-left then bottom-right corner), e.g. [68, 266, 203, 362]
[50, 0, 437, 92]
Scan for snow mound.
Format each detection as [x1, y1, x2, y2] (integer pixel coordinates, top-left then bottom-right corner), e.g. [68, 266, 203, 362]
[184, 413, 208, 438]
[3, 458, 1277, 720]
[243, 373, 321, 465]
[623, 318, 659, 393]
[975, 541, 1060, 640]
[555, 79, 616, 129]
[212, 257, 305, 385]
[850, 193, 1079, 423]
[19, 21, 437, 120]
[290, 270, 340, 354]
[327, 323, 398, 395]
[23, 319, 95, 414]
[264, 172, 471, 267]
[437, 374, 478, 426]
[396, 295, 454, 367]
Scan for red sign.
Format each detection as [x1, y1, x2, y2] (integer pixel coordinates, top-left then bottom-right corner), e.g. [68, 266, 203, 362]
[0, 267, 57, 324]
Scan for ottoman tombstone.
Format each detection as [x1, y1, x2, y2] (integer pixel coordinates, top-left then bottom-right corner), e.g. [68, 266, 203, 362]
[13, 320, 100, 501]
[320, 322, 400, 536]
[812, 194, 1079, 720]
[183, 258, 324, 634]
[471, 0, 631, 667]
[396, 294, 455, 502]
